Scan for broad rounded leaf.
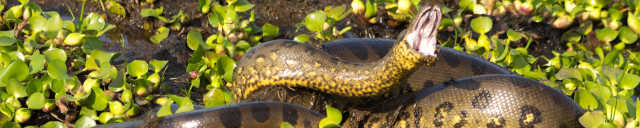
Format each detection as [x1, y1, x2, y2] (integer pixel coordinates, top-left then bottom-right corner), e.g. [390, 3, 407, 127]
[167, 95, 194, 114]
[26, 92, 45, 109]
[150, 27, 169, 44]
[1, 60, 29, 82]
[7, 80, 28, 98]
[29, 52, 45, 74]
[595, 27, 619, 43]
[262, 23, 279, 37]
[470, 16, 492, 34]
[47, 60, 68, 80]
[74, 116, 96, 128]
[506, 29, 523, 41]
[619, 73, 640, 90]
[217, 55, 236, 82]
[304, 11, 327, 33]
[127, 60, 149, 78]
[575, 88, 598, 110]
[63, 33, 85, 46]
[40, 121, 66, 128]
[44, 48, 67, 62]
[149, 59, 168, 73]
[107, 1, 126, 17]
[90, 87, 109, 111]
[0, 37, 17, 46]
[318, 105, 342, 128]
[187, 29, 203, 50]
[619, 26, 638, 44]
[579, 111, 605, 127]
[294, 34, 310, 43]
[83, 13, 106, 31]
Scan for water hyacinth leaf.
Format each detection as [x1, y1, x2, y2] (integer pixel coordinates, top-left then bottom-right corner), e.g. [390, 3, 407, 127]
[281, 122, 294, 128]
[74, 116, 96, 128]
[157, 101, 174, 117]
[198, 0, 211, 13]
[619, 26, 638, 44]
[167, 95, 194, 114]
[90, 87, 109, 111]
[149, 59, 168, 73]
[470, 16, 492, 34]
[216, 55, 236, 82]
[579, 111, 605, 127]
[224, 6, 239, 24]
[506, 29, 523, 41]
[107, 1, 126, 17]
[262, 23, 279, 37]
[304, 10, 327, 33]
[204, 88, 226, 108]
[459, 0, 475, 11]
[7, 80, 27, 98]
[318, 105, 342, 128]
[40, 121, 65, 128]
[1, 60, 29, 82]
[26, 79, 43, 95]
[150, 26, 169, 44]
[29, 52, 45, 74]
[64, 33, 85, 46]
[26, 92, 45, 109]
[208, 9, 222, 28]
[29, 14, 46, 33]
[628, 12, 640, 35]
[554, 68, 583, 81]
[140, 8, 163, 18]
[619, 73, 640, 90]
[108, 101, 125, 115]
[50, 79, 66, 94]
[575, 88, 598, 111]
[127, 60, 149, 78]
[83, 13, 106, 31]
[43, 11, 62, 33]
[44, 48, 67, 62]
[47, 60, 68, 80]
[187, 29, 203, 50]
[232, 0, 254, 12]
[595, 27, 619, 43]
[363, 0, 377, 19]
[82, 37, 103, 54]
[0, 36, 17, 46]
[294, 34, 310, 43]
[325, 5, 349, 21]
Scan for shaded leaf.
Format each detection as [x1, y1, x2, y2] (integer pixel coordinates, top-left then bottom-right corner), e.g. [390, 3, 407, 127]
[150, 26, 169, 44]
[262, 23, 279, 37]
[26, 92, 45, 109]
[187, 29, 203, 50]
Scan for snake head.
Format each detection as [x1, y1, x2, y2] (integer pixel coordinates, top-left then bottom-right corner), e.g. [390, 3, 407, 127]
[405, 5, 441, 57]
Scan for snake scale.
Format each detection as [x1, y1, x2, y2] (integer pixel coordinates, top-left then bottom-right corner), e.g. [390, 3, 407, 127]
[99, 5, 584, 128]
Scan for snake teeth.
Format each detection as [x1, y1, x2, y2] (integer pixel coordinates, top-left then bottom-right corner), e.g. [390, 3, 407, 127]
[406, 5, 441, 58]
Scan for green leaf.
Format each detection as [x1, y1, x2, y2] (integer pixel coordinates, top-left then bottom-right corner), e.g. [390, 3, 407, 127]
[318, 105, 342, 128]
[29, 52, 45, 74]
[208, 9, 222, 28]
[187, 29, 204, 50]
[325, 5, 349, 21]
[43, 11, 63, 33]
[595, 27, 619, 43]
[90, 87, 109, 111]
[50, 79, 66, 94]
[108, 101, 125, 115]
[0, 60, 29, 82]
[81, 37, 103, 54]
[167, 95, 194, 114]
[303, 10, 327, 33]
[29, 14, 46, 33]
[262, 23, 279, 37]
[619, 26, 638, 44]
[44, 48, 67, 62]
[217, 55, 236, 82]
[281, 122, 294, 128]
[6, 79, 27, 98]
[107, 1, 126, 17]
[149, 59, 168, 73]
[127, 60, 149, 78]
[204, 88, 227, 108]
[232, 0, 254, 12]
[506, 29, 523, 41]
[82, 13, 106, 31]
[64, 33, 85, 46]
[554, 68, 583, 81]
[157, 101, 174, 117]
[26, 92, 45, 109]
[74, 116, 96, 128]
[579, 111, 605, 127]
[294, 34, 310, 43]
[459, 0, 476, 10]
[47, 60, 68, 80]
[40, 121, 66, 128]
[575, 88, 598, 110]
[198, 0, 211, 13]
[364, 0, 377, 18]
[470, 16, 492, 34]
[140, 8, 163, 18]
[619, 73, 640, 90]
[150, 26, 170, 44]
[0, 36, 17, 46]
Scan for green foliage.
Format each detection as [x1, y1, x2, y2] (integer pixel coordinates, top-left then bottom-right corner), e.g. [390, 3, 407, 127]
[318, 105, 342, 128]
[300, 5, 352, 41]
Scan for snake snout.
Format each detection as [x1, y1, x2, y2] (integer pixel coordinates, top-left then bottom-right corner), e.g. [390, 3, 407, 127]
[406, 5, 441, 57]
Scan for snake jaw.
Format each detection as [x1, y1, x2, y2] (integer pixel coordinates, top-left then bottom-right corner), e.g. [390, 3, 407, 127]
[406, 5, 441, 57]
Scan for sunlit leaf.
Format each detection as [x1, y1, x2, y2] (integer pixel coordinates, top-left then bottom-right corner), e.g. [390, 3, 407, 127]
[0, 36, 17, 46]
[26, 92, 45, 109]
[150, 26, 170, 44]
[470, 16, 492, 34]
[232, 0, 254, 12]
[506, 29, 523, 41]
[199, 0, 211, 13]
[29, 52, 45, 74]
[140, 8, 163, 18]
[0, 60, 29, 83]
[82, 13, 106, 31]
[127, 60, 149, 78]
[318, 105, 342, 128]
[64, 33, 85, 46]
[303, 10, 327, 33]
[579, 111, 605, 127]
[619, 26, 638, 44]
[6, 79, 27, 98]
[149, 59, 168, 73]
[595, 27, 619, 43]
[187, 29, 204, 50]
[46, 60, 68, 80]
[204, 88, 226, 108]
[554, 68, 583, 81]
[40, 121, 65, 128]
[44, 48, 67, 62]
[107, 1, 126, 17]
[575, 88, 598, 111]
[294, 34, 310, 43]
[216, 55, 236, 82]
[167, 95, 194, 114]
[74, 116, 96, 128]
[619, 73, 640, 90]
[262, 23, 279, 37]
[325, 5, 349, 21]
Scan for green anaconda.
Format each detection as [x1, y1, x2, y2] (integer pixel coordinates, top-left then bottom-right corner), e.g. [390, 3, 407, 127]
[98, 5, 584, 128]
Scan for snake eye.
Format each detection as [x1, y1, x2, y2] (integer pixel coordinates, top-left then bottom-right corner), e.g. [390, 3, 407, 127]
[405, 5, 441, 57]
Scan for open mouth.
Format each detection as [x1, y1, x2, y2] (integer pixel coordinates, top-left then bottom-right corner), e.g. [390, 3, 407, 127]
[405, 5, 442, 57]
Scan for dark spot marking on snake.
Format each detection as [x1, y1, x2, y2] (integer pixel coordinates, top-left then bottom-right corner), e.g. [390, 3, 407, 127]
[472, 90, 492, 109]
[220, 107, 242, 128]
[433, 102, 454, 127]
[250, 103, 270, 123]
[283, 106, 299, 126]
[519, 105, 542, 128]
[487, 117, 506, 128]
[304, 119, 312, 128]
[453, 111, 468, 128]
[423, 80, 435, 87]
[470, 62, 485, 75]
[414, 106, 423, 127]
